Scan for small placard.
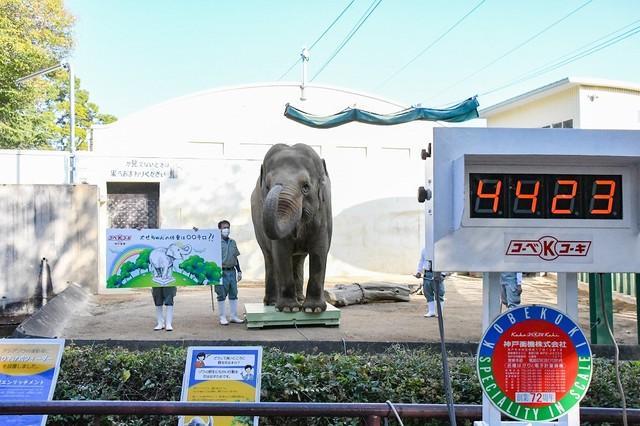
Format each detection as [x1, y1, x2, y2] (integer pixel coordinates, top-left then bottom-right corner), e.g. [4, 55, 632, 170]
[0, 338, 65, 426]
[180, 346, 263, 426]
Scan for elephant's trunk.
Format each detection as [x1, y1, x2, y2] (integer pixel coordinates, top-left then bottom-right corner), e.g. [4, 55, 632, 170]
[263, 184, 302, 240]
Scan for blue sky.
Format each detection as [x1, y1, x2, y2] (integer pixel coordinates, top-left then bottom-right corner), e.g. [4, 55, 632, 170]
[66, 0, 640, 118]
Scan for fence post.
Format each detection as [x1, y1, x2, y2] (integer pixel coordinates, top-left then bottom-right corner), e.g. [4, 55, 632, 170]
[636, 273, 640, 345]
[589, 273, 614, 344]
[363, 415, 382, 426]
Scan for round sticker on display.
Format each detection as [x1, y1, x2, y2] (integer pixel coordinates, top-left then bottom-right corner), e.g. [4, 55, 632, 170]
[476, 305, 592, 422]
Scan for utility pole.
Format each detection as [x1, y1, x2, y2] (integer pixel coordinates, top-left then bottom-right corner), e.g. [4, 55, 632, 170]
[300, 47, 309, 101]
[16, 61, 76, 184]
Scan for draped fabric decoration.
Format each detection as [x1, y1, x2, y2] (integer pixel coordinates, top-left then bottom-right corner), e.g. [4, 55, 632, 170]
[284, 96, 479, 128]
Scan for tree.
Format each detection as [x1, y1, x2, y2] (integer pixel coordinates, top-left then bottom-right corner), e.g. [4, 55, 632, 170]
[135, 249, 152, 275]
[179, 255, 206, 282]
[204, 261, 222, 285]
[0, 0, 115, 149]
[119, 261, 136, 284]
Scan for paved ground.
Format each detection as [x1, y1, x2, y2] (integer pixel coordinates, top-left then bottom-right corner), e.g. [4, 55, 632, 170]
[59, 274, 638, 345]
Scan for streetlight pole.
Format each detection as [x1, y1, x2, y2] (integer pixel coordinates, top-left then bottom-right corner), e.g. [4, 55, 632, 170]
[16, 61, 76, 184]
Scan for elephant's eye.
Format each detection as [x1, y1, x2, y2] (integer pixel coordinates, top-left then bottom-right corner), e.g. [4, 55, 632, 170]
[301, 183, 310, 194]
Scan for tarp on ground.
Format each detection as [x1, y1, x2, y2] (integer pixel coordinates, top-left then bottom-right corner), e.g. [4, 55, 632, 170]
[284, 96, 479, 128]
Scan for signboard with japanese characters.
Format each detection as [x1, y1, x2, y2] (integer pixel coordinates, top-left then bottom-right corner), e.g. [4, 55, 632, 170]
[477, 305, 592, 422]
[0, 339, 65, 426]
[106, 228, 222, 288]
[179, 346, 263, 426]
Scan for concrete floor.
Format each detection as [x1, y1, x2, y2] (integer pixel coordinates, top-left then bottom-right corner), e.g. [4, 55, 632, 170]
[58, 274, 639, 345]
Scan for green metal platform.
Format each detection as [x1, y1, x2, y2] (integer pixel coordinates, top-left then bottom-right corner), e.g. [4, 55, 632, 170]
[244, 303, 340, 329]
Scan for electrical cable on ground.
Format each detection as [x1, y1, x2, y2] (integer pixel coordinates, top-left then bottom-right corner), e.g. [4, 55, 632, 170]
[376, 0, 486, 89]
[277, 0, 357, 81]
[428, 0, 593, 102]
[311, 0, 383, 82]
[598, 273, 628, 426]
[293, 320, 310, 341]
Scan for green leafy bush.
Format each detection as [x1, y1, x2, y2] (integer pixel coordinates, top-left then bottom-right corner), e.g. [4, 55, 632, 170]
[47, 345, 638, 426]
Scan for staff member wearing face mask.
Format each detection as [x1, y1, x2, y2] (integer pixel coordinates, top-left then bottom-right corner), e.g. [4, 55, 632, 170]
[217, 220, 243, 325]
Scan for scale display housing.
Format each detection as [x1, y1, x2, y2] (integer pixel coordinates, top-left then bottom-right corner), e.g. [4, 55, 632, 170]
[425, 128, 640, 272]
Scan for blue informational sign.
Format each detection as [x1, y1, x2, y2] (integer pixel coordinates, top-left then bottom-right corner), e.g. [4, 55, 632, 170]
[180, 346, 263, 426]
[0, 339, 65, 426]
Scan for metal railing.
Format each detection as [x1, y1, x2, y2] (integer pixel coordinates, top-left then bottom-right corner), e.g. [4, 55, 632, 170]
[0, 401, 638, 425]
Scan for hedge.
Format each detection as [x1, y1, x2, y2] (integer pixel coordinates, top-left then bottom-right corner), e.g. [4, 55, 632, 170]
[45, 345, 638, 425]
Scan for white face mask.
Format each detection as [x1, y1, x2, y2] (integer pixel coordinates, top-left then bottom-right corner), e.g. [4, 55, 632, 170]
[221, 228, 230, 238]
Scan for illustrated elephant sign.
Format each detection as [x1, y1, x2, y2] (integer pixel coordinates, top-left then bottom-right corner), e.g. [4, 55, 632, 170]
[106, 229, 222, 288]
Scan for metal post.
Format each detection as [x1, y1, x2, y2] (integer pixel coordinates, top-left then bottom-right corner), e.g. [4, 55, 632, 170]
[636, 273, 639, 345]
[363, 415, 381, 426]
[434, 275, 456, 426]
[556, 272, 580, 426]
[479, 272, 502, 425]
[67, 62, 76, 184]
[589, 273, 614, 344]
[300, 47, 309, 101]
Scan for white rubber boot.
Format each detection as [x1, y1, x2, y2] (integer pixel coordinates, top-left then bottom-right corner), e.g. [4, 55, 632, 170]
[218, 301, 229, 325]
[424, 301, 436, 318]
[165, 305, 174, 331]
[154, 306, 164, 330]
[229, 299, 244, 323]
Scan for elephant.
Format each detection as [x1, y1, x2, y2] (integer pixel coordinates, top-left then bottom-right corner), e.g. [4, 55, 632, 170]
[251, 143, 332, 313]
[148, 243, 192, 282]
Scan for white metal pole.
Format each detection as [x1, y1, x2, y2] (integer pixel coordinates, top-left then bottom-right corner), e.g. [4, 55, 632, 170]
[67, 62, 76, 184]
[300, 47, 309, 101]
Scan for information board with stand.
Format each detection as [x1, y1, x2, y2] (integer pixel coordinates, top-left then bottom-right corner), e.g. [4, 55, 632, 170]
[423, 128, 640, 425]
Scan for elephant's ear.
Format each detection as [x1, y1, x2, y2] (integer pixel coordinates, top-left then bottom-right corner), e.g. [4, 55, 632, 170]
[259, 164, 265, 188]
[319, 159, 329, 202]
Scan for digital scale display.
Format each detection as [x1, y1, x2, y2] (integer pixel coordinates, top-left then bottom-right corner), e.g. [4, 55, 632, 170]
[469, 173, 622, 220]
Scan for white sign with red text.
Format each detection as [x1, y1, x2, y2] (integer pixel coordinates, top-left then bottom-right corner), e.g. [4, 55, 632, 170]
[504, 234, 593, 263]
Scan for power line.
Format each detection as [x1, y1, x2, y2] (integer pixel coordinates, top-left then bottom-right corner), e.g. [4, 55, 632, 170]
[376, 0, 487, 89]
[311, 0, 383, 82]
[479, 19, 640, 97]
[428, 0, 593, 101]
[277, 0, 357, 81]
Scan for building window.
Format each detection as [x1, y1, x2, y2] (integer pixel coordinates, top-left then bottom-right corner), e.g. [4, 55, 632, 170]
[543, 119, 573, 129]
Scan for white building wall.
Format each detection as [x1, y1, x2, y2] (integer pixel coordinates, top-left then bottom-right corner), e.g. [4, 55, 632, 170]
[578, 86, 640, 130]
[1, 83, 486, 289]
[484, 87, 580, 128]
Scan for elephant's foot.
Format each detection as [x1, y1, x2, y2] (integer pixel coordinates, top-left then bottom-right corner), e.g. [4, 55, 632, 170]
[263, 296, 277, 306]
[276, 297, 302, 313]
[302, 298, 327, 313]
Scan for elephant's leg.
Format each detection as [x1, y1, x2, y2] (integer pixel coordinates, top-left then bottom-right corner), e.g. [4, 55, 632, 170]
[292, 254, 306, 304]
[303, 250, 328, 313]
[263, 250, 278, 306]
[273, 241, 301, 312]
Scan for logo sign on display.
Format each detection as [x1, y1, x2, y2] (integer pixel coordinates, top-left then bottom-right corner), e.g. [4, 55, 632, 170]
[505, 236, 592, 261]
[180, 346, 263, 426]
[477, 305, 592, 422]
[106, 228, 222, 288]
[0, 339, 65, 426]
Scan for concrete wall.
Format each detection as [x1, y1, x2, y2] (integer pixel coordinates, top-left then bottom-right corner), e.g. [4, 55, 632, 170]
[0, 184, 99, 315]
[484, 86, 580, 128]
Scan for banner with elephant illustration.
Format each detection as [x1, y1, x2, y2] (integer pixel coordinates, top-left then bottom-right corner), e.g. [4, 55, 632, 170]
[106, 229, 222, 288]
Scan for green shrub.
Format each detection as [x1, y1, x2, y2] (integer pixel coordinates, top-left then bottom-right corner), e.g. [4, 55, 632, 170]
[46, 345, 638, 425]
